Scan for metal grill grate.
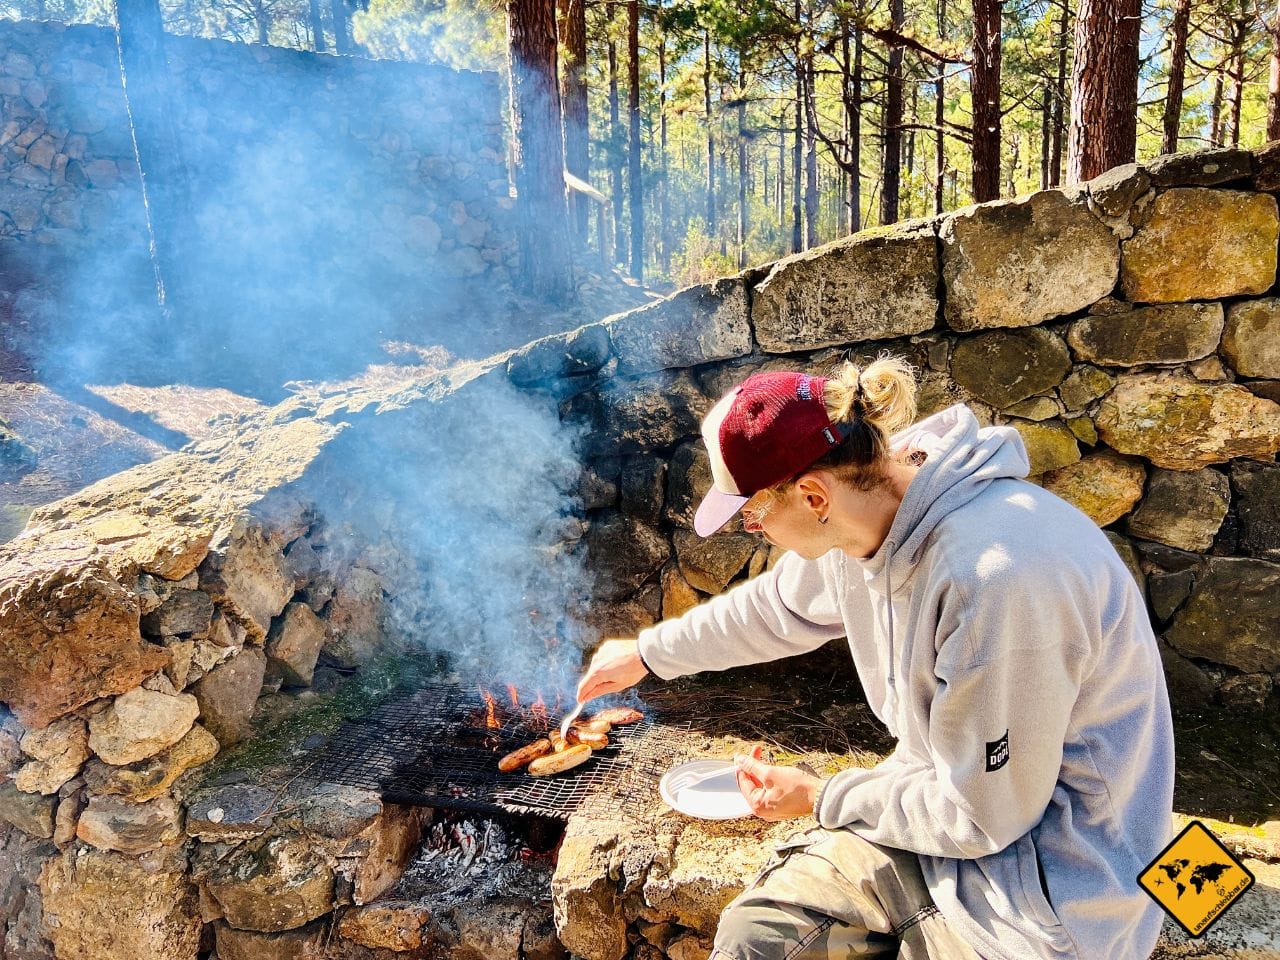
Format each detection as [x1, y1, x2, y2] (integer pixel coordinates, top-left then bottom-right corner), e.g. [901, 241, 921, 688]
[299, 683, 689, 819]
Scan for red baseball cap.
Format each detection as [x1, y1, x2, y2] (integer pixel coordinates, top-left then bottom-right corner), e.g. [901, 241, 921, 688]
[694, 371, 849, 537]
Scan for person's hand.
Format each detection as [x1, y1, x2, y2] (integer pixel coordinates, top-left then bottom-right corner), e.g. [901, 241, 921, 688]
[734, 744, 823, 822]
[575, 637, 649, 704]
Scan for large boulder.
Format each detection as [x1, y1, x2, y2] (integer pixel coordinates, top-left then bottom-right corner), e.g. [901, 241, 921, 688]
[1145, 147, 1254, 187]
[1040, 451, 1145, 527]
[199, 525, 294, 642]
[1096, 374, 1280, 470]
[214, 918, 330, 960]
[1165, 557, 1280, 673]
[673, 531, 757, 595]
[1009, 420, 1080, 476]
[665, 443, 715, 530]
[1058, 365, 1116, 413]
[941, 189, 1119, 331]
[609, 278, 751, 375]
[583, 516, 670, 602]
[1232, 462, 1280, 561]
[753, 220, 939, 351]
[566, 371, 710, 457]
[1223, 298, 1280, 378]
[506, 322, 613, 385]
[87, 688, 200, 766]
[190, 646, 267, 747]
[1121, 188, 1278, 302]
[15, 717, 90, 796]
[1066, 302, 1224, 366]
[266, 602, 326, 687]
[0, 559, 166, 729]
[1127, 469, 1231, 552]
[39, 845, 202, 960]
[949, 328, 1072, 408]
[0, 781, 56, 838]
[204, 833, 335, 934]
[82, 724, 219, 803]
[75, 794, 183, 855]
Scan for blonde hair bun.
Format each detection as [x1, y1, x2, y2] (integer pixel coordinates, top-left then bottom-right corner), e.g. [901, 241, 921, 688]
[825, 354, 918, 436]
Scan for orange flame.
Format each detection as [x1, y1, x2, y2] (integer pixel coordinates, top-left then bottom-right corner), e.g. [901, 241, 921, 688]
[531, 691, 549, 729]
[480, 687, 499, 729]
[506, 684, 520, 710]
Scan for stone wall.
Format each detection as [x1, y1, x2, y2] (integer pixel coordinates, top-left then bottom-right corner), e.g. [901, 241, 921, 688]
[0, 17, 517, 384]
[2, 144, 1280, 958]
[513, 145, 1280, 715]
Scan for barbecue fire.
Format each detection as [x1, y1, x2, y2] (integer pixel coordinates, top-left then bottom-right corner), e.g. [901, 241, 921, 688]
[506, 684, 520, 710]
[480, 688, 499, 729]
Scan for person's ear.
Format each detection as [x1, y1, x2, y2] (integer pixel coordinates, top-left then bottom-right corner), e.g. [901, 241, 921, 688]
[793, 474, 830, 519]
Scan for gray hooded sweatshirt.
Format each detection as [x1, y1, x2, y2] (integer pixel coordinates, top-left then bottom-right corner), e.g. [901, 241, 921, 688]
[637, 404, 1175, 960]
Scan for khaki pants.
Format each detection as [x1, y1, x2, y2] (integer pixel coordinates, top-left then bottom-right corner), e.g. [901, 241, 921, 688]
[711, 826, 983, 960]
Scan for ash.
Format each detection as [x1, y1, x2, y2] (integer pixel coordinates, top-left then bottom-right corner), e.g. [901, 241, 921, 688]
[394, 816, 553, 907]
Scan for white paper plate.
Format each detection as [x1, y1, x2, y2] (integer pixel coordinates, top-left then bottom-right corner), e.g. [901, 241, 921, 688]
[659, 759, 753, 820]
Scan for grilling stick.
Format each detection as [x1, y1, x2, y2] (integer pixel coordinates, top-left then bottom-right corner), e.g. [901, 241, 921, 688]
[558, 701, 585, 742]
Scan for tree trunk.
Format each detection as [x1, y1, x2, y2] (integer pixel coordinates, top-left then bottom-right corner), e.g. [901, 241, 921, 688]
[627, 0, 642, 280]
[1162, 0, 1190, 154]
[1228, 4, 1247, 148]
[776, 108, 786, 227]
[308, 0, 326, 52]
[557, 0, 588, 244]
[1210, 70, 1224, 147]
[935, 0, 945, 214]
[658, 0, 670, 273]
[790, 0, 803, 249]
[255, 0, 270, 44]
[736, 50, 748, 268]
[803, 32, 819, 247]
[507, 0, 575, 303]
[906, 80, 918, 176]
[114, 0, 193, 318]
[330, 0, 351, 54]
[972, 0, 1002, 203]
[1268, 0, 1280, 142]
[881, 0, 904, 225]
[1068, 0, 1141, 183]
[792, 80, 802, 251]
[852, 24, 863, 231]
[704, 30, 717, 241]
[607, 6, 624, 261]
[1040, 81, 1050, 190]
[1050, 0, 1067, 186]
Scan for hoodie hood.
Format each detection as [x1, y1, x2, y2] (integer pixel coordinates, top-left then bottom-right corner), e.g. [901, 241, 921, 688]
[859, 404, 1031, 590]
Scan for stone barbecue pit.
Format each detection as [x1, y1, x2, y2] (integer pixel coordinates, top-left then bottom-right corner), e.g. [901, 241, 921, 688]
[6, 145, 1280, 958]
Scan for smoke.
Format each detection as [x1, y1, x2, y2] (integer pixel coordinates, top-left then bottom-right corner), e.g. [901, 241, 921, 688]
[6, 22, 519, 398]
[1, 22, 610, 695]
[289, 369, 593, 698]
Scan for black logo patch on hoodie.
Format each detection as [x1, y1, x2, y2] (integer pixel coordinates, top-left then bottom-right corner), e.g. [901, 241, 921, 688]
[986, 730, 1010, 772]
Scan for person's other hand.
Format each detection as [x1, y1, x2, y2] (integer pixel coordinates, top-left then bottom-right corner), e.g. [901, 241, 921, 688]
[734, 743, 823, 822]
[575, 637, 649, 704]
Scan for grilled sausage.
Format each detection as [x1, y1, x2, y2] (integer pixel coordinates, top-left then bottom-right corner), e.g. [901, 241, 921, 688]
[592, 706, 643, 726]
[498, 738, 552, 772]
[567, 728, 609, 749]
[548, 730, 569, 752]
[574, 718, 613, 735]
[528, 743, 592, 776]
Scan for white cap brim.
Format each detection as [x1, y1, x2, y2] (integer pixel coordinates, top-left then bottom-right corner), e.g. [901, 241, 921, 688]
[694, 487, 749, 537]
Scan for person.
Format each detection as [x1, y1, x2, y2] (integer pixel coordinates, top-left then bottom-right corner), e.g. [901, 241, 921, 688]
[574, 356, 1175, 960]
